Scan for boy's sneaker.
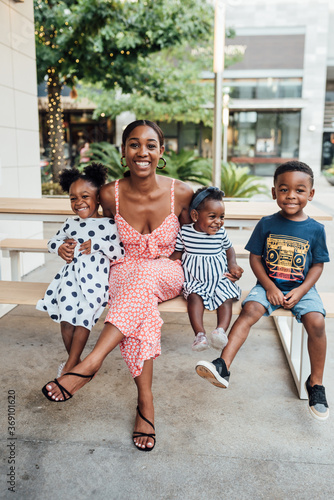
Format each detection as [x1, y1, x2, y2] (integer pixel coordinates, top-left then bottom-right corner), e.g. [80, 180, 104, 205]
[195, 358, 230, 388]
[305, 375, 329, 421]
[192, 332, 209, 352]
[208, 327, 228, 350]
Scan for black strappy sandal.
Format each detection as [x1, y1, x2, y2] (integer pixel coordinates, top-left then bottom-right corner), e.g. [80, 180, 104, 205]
[133, 405, 156, 452]
[41, 372, 95, 402]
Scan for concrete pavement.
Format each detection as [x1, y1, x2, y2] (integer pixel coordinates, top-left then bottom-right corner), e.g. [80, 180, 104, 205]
[1, 175, 334, 499]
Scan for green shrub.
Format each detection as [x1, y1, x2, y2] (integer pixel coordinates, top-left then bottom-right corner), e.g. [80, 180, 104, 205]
[162, 149, 212, 185]
[77, 142, 124, 181]
[220, 162, 270, 198]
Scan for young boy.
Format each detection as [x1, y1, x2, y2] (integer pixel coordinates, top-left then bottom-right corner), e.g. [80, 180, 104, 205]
[196, 161, 330, 421]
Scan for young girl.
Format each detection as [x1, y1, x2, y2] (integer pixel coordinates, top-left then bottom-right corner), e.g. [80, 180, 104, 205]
[171, 186, 243, 351]
[36, 162, 124, 377]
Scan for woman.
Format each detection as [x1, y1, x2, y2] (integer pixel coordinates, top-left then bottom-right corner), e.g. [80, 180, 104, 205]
[42, 120, 193, 451]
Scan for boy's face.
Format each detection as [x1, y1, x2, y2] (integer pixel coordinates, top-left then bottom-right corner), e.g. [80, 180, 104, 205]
[272, 170, 315, 221]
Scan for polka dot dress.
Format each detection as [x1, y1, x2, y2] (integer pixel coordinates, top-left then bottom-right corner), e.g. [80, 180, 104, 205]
[105, 179, 184, 378]
[36, 217, 124, 330]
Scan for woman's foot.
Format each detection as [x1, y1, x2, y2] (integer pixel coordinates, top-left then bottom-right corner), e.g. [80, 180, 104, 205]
[133, 400, 155, 450]
[44, 359, 97, 401]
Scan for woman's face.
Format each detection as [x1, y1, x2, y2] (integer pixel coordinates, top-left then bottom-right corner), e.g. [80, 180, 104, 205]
[122, 125, 164, 176]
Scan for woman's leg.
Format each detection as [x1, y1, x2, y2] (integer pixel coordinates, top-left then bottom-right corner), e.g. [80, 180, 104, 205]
[216, 299, 233, 331]
[133, 358, 155, 450]
[187, 293, 205, 334]
[44, 322, 124, 401]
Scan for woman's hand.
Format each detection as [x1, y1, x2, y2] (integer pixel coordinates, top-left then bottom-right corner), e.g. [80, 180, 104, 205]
[79, 240, 92, 255]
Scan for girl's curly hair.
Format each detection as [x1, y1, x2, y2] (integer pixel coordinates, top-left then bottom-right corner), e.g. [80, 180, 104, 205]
[59, 162, 108, 193]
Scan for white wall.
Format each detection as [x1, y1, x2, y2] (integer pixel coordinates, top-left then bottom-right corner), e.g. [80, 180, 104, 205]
[0, 0, 43, 278]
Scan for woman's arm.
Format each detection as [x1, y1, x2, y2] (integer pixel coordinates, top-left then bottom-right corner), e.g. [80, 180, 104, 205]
[99, 182, 116, 218]
[173, 180, 193, 225]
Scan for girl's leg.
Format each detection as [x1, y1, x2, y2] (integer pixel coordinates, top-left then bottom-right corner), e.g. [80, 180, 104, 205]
[45, 322, 124, 401]
[63, 326, 90, 373]
[60, 321, 75, 353]
[216, 299, 233, 331]
[302, 312, 327, 386]
[133, 358, 155, 450]
[187, 293, 205, 334]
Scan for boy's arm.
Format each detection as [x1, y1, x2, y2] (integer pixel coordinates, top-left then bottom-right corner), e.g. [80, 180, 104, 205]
[283, 262, 324, 309]
[250, 253, 284, 306]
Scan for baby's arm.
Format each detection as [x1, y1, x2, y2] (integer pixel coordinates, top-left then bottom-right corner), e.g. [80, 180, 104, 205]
[250, 253, 284, 306]
[283, 262, 324, 309]
[225, 247, 244, 281]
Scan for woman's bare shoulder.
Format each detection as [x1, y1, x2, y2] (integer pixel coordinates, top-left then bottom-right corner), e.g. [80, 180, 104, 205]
[174, 179, 194, 203]
[99, 180, 117, 216]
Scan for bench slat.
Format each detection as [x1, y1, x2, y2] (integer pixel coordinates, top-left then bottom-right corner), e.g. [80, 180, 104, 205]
[0, 281, 333, 318]
[0, 238, 48, 252]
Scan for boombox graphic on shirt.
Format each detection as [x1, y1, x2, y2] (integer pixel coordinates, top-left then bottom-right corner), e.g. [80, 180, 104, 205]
[266, 234, 310, 283]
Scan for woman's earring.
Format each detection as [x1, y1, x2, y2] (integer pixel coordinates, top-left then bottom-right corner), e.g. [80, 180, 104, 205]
[157, 157, 167, 170]
[120, 156, 127, 168]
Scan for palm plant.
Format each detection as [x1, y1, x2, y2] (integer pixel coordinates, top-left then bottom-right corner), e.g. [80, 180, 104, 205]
[162, 149, 212, 185]
[77, 142, 125, 181]
[220, 162, 270, 198]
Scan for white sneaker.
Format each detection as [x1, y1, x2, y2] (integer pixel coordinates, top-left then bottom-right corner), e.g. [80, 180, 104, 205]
[208, 328, 228, 350]
[192, 332, 209, 352]
[57, 361, 66, 378]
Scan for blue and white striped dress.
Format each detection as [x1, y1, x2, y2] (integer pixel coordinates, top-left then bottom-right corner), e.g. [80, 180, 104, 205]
[175, 223, 241, 310]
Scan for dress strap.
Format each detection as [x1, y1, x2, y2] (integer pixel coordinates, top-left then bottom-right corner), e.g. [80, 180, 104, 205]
[171, 179, 175, 214]
[115, 179, 120, 214]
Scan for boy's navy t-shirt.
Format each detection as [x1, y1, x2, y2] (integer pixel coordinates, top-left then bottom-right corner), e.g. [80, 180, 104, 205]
[245, 212, 330, 292]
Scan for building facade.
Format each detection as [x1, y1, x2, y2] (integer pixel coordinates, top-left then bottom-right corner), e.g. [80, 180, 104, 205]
[0, 0, 42, 282]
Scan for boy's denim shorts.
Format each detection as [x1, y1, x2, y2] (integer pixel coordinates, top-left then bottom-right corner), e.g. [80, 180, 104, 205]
[242, 284, 326, 323]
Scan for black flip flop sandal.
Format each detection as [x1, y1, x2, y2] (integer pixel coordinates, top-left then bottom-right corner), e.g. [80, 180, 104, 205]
[41, 372, 95, 402]
[133, 405, 156, 452]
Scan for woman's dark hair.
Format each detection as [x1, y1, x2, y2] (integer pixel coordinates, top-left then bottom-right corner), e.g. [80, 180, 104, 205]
[59, 162, 108, 193]
[274, 160, 314, 187]
[122, 120, 164, 147]
[190, 186, 224, 212]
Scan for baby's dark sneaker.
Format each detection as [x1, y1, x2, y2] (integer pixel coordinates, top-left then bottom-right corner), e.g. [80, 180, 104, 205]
[305, 375, 329, 421]
[195, 358, 230, 388]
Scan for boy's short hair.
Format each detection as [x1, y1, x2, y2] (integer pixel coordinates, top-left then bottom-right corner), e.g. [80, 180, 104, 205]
[274, 161, 314, 187]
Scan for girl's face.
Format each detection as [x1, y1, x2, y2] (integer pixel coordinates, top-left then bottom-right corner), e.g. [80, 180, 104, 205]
[69, 178, 99, 219]
[122, 125, 164, 177]
[191, 199, 225, 235]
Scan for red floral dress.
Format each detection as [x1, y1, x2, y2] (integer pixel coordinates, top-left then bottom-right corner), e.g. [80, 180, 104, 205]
[105, 179, 184, 377]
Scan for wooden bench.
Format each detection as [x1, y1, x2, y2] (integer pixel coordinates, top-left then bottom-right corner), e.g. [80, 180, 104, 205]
[0, 238, 49, 281]
[0, 280, 332, 400]
[0, 238, 249, 281]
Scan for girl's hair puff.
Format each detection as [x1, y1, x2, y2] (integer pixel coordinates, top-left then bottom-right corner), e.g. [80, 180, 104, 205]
[59, 162, 108, 193]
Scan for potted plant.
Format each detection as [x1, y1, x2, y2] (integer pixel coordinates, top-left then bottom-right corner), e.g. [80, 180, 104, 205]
[323, 166, 334, 186]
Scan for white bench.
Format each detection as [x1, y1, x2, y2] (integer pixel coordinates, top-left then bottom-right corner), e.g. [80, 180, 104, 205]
[0, 238, 249, 282]
[0, 238, 49, 281]
[0, 280, 332, 400]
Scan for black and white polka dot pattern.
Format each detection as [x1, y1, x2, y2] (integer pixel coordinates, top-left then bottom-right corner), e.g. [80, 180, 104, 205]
[36, 217, 124, 329]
